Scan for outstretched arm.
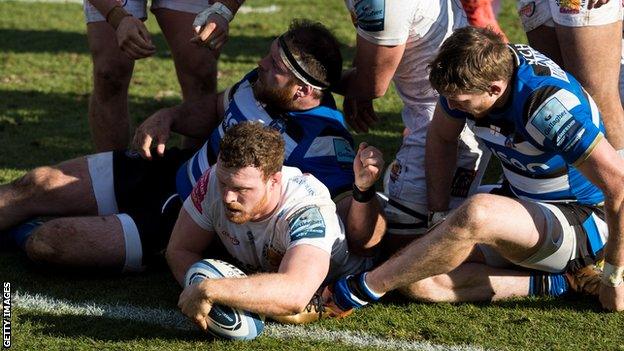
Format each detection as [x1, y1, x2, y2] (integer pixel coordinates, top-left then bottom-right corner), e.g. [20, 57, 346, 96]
[178, 244, 330, 330]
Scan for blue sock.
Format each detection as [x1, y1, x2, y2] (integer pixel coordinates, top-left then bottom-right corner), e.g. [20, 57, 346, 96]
[529, 273, 568, 297]
[7, 220, 43, 250]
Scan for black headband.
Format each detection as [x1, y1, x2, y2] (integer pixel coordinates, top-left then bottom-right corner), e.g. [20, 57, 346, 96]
[278, 35, 329, 89]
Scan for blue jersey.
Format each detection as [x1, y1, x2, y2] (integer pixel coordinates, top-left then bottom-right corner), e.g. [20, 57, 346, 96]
[176, 70, 356, 200]
[441, 44, 605, 205]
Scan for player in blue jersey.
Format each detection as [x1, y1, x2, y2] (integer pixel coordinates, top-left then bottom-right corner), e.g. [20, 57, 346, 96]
[0, 20, 385, 276]
[326, 27, 624, 312]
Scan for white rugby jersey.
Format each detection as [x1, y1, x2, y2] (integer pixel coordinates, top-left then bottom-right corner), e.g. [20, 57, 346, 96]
[183, 166, 368, 283]
[344, 0, 467, 131]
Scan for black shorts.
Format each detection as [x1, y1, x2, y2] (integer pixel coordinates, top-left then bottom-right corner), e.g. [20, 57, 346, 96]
[112, 148, 195, 263]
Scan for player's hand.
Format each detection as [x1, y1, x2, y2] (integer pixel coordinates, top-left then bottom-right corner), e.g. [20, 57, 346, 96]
[133, 107, 174, 160]
[116, 16, 156, 59]
[343, 96, 379, 133]
[353, 142, 384, 192]
[191, 11, 230, 51]
[588, 0, 609, 9]
[178, 283, 214, 331]
[599, 284, 624, 311]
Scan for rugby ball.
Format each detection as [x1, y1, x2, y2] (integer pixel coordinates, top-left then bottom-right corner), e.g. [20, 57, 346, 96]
[184, 259, 265, 340]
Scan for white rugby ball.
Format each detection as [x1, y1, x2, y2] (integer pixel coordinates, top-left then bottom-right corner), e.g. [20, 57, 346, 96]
[184, 259, 265, 340]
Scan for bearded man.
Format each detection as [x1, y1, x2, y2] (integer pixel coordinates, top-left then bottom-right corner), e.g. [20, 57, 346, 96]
[0, 20, 384, 275]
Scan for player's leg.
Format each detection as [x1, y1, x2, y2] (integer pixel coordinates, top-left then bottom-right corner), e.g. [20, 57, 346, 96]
[365, 194, 560, 294]
[0, 156, 98, 230]
[517, 0, 564, 65]
[399, 263, 532, 303]
[555, 22, 624, 149]
[25, 213, 147, 272]
[152, 3, 216, 149]
[551, 1, 624, 149]
[87, 22, 135, 152]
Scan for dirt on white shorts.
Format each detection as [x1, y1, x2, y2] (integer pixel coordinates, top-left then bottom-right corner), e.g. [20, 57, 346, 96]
[83, 0, 211, 23]
[517, 0, 623, 32]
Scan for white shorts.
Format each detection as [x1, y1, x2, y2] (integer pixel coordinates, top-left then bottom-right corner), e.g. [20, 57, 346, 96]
[478, 201, 607, 273]
[83, 0, 211, 23]
[517, 0, 623, 32]
[384, 110, 489, 236]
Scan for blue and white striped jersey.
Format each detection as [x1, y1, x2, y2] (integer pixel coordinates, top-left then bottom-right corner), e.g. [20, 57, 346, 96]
[441, 44, 605, 205]
[176, 70, 356, 200]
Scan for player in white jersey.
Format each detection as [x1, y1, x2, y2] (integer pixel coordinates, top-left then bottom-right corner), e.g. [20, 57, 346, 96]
[83, 0, 244, 151]
[517, 0, 624, 154]
[327, 28, 624, 313]
[171, 122, 373, 325]
[337, 0, 488, 248]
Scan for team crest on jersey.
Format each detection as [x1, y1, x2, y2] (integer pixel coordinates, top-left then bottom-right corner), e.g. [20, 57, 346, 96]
[518, 1, 536, 17]
[221, 115, 239, 133]
[353, 0, 385, 32]
[287, 205, 326, 241]
[191, 171, 210, 214]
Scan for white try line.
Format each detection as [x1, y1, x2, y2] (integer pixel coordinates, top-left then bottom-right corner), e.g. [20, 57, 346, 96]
[7, 0, 280, 14]
[14, 291, 488, 351]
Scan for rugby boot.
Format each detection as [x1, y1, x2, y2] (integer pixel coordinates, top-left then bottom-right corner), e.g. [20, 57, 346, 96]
[270, 292, 353, 324]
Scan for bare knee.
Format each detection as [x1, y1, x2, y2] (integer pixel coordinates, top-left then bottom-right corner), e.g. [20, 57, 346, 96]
[446, 193, 494, 241]
[176, 51, 217, 96]
[25, 222, 66, 263]
[92, 59, 133, 97]
[11, 166, 67, 198]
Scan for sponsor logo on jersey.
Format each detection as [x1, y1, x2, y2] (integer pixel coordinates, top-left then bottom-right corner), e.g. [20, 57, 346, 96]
[287, 205, 326, 241]
[389, 160, 401, 183]
[191, 171, 211, 214]
[353, 0, 385, 32]
[514, 44, 568, 82]
[333, 138, 355, 163]
[493, 149, 551, 173]
[557, 0, 583, 14]
[530, 96, 575, 142]
[518, 1, 536, 17]
[220, 230, 240, 246]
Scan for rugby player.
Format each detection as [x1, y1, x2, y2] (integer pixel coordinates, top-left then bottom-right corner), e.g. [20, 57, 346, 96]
[328, 27, 624, 312]
[172, 122, 377, 325]
[0, 20, 384, 273]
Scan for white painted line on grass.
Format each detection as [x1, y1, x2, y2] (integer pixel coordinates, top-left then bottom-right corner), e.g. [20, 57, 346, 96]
[14, 291, 487, 351]
[7, 0, 280, 14]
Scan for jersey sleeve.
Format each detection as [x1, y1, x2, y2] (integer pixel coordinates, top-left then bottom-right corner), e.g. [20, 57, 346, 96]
[182, 170, 214, 231]
[301, 135, 355, 199]
[349, 0, 415, 46]
[523, 86, 603, 166]
[276, 176, 344, 254]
